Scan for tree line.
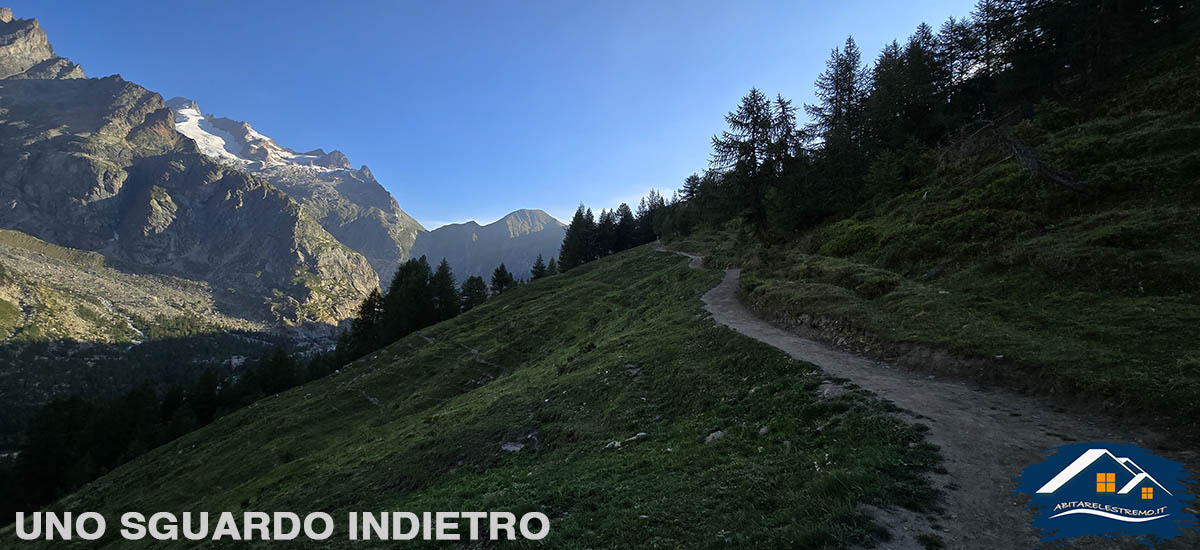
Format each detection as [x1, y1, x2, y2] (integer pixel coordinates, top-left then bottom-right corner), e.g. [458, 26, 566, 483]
[0, 252, 558, 522]
[557, 194, 665, 271]
[5, 0, 1192, 524]
[648, 0, 1197, 240]
[337, 255, 547, 361]
[0, 346, 321, 521]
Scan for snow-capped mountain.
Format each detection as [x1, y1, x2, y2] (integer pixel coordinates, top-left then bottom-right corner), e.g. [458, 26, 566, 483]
[166, 97, 425, 284]
[167, 98, 352, 171]
[165, 98, 566, 286]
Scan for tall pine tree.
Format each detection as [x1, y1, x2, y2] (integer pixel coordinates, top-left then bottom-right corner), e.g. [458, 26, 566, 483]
[430, 258, 460, 321]
[806, 36, 870, 211]
[558, 205, 597, 271]
[595, 209, 617, 256]
[383, 256, 435, 342]
[614, 203, 636, 251]
[346, 287, 385, 359]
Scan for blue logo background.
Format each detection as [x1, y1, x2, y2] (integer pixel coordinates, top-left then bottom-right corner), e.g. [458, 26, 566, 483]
[1014, 442, 1196, 546]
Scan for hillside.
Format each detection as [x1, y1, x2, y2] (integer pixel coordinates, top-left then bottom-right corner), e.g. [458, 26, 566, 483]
[669, 36, 1200, 430]
[10, 246, 941, 548]
[411, 209, 566, 279]
[0, 5, 574, 458]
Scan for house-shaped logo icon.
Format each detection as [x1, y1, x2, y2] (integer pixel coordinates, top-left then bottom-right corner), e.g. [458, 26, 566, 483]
[1037, 448, 1172, 500]
[1014, 442, 1197, 544]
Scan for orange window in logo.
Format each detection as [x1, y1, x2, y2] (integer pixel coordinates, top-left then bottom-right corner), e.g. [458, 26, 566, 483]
[1142, 487, 1154, 499]
[1096, 473, 1116, 493]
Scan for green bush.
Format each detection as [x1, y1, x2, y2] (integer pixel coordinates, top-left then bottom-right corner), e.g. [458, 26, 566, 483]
[818, 222, 880, 257]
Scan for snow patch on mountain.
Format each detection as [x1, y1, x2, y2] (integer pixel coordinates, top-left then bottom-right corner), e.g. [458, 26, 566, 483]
[166, 97, 342, 172]
[171, 102, 244, 163]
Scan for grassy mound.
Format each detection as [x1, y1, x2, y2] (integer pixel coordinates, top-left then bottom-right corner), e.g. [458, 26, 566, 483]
[8, 247, 939, 548]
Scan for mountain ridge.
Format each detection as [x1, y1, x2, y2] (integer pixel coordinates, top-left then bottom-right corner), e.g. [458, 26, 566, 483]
[411, 208, 565, 280]
[163, 96, 427, 285]
[0, 5, 567, 335]
[0, 10, 379, 332]
[163, 95, 568, 284]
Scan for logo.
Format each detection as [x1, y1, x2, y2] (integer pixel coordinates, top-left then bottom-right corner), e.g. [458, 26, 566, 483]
[1014, 442, 1196, 545]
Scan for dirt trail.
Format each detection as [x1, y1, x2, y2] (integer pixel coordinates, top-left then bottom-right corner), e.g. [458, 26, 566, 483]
[659, 246, 1197, 549]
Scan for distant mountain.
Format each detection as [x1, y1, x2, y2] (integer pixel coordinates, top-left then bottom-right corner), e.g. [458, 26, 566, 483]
[0, 5, 564, 334]
[163, 98, 565, 286]
[0, 5, 564, 449]
[411, 210, 565, 281]
[164, 98, 425, 285]
[0, 9, 378, 333]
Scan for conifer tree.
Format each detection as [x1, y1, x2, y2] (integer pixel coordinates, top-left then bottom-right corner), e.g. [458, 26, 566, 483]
[460, 276, 489, 311]
[902, 23, 948, 142]
[431, 258, 460, 321]
[490, 263, 516, 294]
[383, 256, 435, 341]
[806, 36, 870, 210]
[680, 174, 702, 201]
[347, 287, 385, 358]
[530, 254, 548, 279]
[595, 209, 617, 256]
[546, 256, 558, 275]
[634, 190, 665, 245]
[558, 205, 597, 271]
[936, 16, 978, 87]
[712, 88, 773, 233]
[865, 41, 908, 152]
[614, 204, 636, 251]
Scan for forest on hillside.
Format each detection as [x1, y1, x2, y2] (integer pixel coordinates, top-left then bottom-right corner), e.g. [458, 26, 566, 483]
[4, 0, 1198, 531]
[643, 0, 1198, 240]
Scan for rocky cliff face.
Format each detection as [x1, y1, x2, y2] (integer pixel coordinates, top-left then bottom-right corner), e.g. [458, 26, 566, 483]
[165, 98, 425, 285]
[411, 209, 566, 280]
[0, 8, 83, 80]
[0, 8, 378, 331]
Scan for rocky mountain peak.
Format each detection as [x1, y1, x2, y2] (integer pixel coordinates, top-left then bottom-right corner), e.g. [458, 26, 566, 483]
[411, 210, 566, 279]
[502, 209, 564, 238]
[0, 8, 84, 80]
[165, 96, 199, 111]
[165, 96, 365, 173]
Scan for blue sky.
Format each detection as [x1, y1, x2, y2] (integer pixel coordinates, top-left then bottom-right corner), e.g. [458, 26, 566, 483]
[11, 0, 975, 227]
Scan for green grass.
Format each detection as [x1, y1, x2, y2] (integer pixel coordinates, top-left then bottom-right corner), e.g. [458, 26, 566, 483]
[671, 69, 1200, 428]
[10, 246, 940, 548]
[0, 230, 106, 270]
[0, 299, 20, 336]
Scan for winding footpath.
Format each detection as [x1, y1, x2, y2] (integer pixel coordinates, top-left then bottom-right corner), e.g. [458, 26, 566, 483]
[660, 245, 1197, 549]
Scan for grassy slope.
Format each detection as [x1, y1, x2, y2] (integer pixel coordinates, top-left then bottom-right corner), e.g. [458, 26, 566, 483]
[12, 247, 939, 548]
[674, 43, 1200, 428]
